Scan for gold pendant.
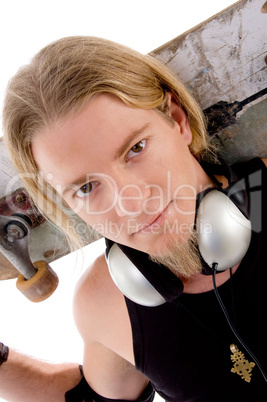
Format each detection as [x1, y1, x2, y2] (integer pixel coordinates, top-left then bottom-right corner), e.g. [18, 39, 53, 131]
[230, 344, 255, 383]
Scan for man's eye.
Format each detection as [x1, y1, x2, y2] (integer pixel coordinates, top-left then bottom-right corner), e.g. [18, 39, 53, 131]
[76, 182, 95, 198]
[127, 140, 146, 160]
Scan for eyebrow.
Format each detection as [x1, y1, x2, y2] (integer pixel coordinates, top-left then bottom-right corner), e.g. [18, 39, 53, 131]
[62, 123, 150, 197]
[114, 122, 150, 160]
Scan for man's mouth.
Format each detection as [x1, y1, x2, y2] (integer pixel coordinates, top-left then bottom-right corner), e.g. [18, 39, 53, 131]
[133, 202, 172, 234]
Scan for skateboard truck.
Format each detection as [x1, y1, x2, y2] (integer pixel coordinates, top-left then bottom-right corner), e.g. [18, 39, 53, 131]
[0, 213, 59, 302]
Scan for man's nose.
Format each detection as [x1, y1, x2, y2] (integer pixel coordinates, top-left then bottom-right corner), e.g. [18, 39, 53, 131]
[115, 181, 151, 217]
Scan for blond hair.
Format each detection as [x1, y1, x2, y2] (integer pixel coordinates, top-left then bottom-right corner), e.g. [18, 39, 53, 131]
[3, 36, 209, 247]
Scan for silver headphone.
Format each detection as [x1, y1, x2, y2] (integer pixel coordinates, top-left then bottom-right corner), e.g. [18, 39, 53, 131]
[195, 189, 251, 271]
[107, 243, 166, 306]
[106, 189, 252, 306]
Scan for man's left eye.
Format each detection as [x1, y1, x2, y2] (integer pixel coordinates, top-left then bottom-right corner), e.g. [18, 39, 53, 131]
[127, 140, 146, 160]
[75, 182, 96, 198]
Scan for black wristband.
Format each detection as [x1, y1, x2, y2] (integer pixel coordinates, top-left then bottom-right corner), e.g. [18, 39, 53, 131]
[65, 371, 155, 402]
[0, 342, 9, 366]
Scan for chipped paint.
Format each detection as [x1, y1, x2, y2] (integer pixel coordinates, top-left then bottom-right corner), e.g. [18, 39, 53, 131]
[152, 0, 267, 160]
[212, 96, 267, 163]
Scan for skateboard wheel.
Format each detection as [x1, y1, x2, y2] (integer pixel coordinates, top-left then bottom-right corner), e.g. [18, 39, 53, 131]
[16, 261, 59, 302]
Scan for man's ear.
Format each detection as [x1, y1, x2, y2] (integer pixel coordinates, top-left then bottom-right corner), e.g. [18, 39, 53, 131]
[166, 92, 192, 145]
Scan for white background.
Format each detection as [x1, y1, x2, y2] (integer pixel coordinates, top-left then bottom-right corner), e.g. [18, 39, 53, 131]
[0, 1, 236, 401]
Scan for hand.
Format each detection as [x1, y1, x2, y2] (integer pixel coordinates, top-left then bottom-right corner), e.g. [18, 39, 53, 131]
[0, 342, 9, 366]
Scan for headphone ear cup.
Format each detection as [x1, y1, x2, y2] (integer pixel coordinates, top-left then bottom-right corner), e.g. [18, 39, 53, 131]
[196, 191, 252, 271]
[107, 244, 166, 307]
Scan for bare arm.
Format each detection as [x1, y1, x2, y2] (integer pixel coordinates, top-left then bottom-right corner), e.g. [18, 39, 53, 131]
[0, 254, 151, 402]
[0, 347, 82, 402]
[73, 254, 151, 400]
[82, 341, 150, 400]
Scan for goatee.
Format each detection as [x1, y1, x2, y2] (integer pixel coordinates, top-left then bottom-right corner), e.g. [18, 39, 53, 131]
[149, 232, 202, 279]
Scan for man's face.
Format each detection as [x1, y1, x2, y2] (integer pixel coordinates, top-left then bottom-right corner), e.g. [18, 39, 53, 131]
[32, 93, 211, 257]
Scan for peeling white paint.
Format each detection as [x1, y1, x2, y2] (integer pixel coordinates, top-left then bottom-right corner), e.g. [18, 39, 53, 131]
[153, 0, 267, 108]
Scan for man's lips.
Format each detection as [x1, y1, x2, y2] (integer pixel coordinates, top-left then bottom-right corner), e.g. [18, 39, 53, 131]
[133, 202, 171, 234]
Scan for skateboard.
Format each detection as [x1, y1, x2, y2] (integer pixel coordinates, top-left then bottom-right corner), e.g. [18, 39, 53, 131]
[152, 0, 267, 164]
[0, 138, 71, 301]
[1, 0, 266, 301]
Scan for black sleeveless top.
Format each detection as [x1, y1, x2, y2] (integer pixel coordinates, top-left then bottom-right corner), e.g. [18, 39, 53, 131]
[123, 159, 267, 401]
[67, 159, 267, 402]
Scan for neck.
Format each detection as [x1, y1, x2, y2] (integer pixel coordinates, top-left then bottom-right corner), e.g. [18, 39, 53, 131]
[181, 263, 240, 294]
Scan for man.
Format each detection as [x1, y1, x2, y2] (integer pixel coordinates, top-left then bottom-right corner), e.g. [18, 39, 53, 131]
[1, 36, 266, 401]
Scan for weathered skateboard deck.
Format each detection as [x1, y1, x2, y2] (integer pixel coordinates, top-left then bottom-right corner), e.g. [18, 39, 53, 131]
[0, 139, 72, 300]
[0, 0, 266, 300]
[152, 0, 267, 164]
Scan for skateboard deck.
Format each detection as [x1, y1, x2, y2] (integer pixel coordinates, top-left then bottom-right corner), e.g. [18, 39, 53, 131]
[0, 0, 266, 300]
[151, 0, 267, 164]
[0, 139, 71, 300]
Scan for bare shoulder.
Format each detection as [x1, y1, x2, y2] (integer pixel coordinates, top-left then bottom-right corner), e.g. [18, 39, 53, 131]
[73, 252, 109, 308]
[72, 253, 149, 399]
[73, 252, 122, 342]
[262, 158, 267, 167]
[73, 252, 134, 362]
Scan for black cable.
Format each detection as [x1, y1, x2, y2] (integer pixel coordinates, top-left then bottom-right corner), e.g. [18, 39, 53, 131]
[212, 262, 267, 382]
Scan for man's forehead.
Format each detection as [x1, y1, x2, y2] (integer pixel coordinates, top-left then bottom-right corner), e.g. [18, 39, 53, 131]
[31, 98, 156, 190]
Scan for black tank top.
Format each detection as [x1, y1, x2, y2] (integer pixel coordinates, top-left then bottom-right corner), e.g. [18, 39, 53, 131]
[124, 159, 267, 401]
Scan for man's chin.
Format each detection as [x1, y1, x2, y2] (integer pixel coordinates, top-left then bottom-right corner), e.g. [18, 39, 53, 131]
[149, 232, 202, 279]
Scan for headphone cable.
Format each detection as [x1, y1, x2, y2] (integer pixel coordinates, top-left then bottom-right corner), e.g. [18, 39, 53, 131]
[212, 262, 267, 382]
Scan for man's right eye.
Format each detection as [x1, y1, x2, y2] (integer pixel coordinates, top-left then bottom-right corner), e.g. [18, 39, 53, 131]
[76, 182, 95, 198]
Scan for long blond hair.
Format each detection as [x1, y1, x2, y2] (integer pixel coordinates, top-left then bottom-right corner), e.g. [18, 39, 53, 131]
[3, 36, 209, 247]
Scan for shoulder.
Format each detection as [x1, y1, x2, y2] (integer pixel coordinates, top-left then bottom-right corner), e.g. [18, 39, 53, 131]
[72, 253, 150, 398]
[262, 158, 267, 167]
[72, 252, 132, 357]
[74, 252, 110, 305]
[73, 252, 121, 342]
